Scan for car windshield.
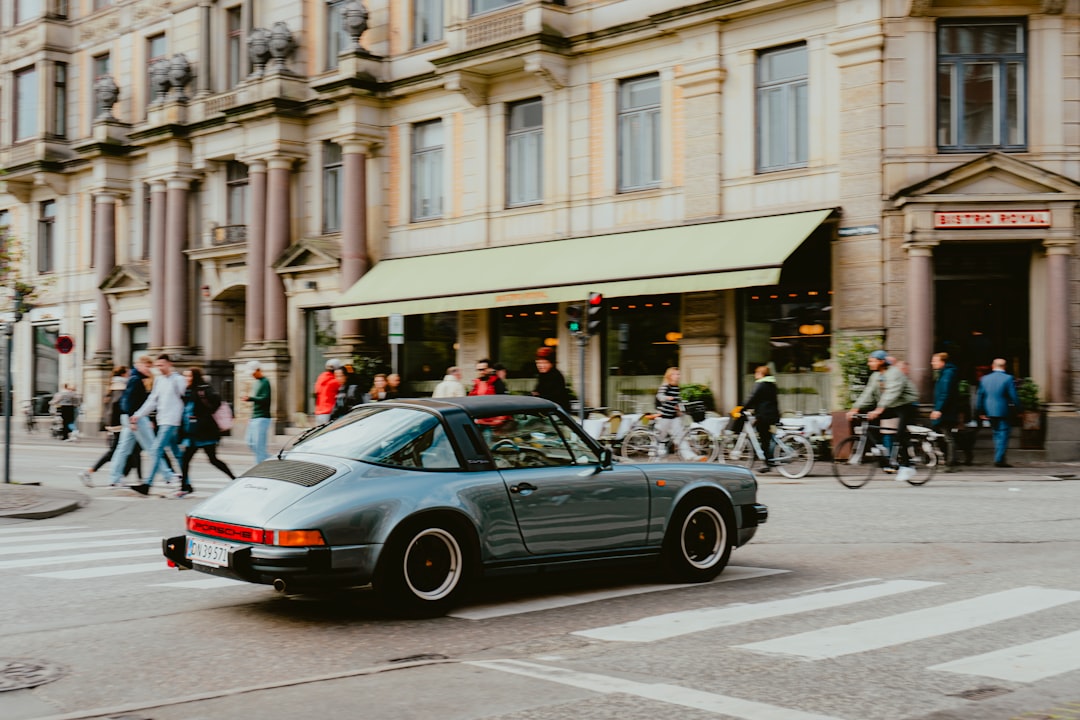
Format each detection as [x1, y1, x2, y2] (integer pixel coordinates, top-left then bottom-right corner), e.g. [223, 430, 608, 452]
[291, 406, 459, 470]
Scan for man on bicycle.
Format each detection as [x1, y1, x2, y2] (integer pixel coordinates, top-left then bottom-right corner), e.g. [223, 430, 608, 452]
[847, 350, 920, 482]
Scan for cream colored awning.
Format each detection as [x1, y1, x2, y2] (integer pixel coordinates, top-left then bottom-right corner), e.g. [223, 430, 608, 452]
[332, 209, 833, 320]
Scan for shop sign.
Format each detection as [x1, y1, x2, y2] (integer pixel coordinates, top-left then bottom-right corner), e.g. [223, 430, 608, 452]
[934, 210, 1051, 229]
[837, 225, 879, 237]
[494, 290, 549, 305]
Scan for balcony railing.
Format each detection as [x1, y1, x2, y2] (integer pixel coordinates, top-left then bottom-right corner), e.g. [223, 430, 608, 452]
[465, 11, 526, 48]
[213, 224, 247, 245]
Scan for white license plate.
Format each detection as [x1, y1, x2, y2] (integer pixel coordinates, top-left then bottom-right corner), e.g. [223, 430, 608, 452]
[186, 537, 234, 567]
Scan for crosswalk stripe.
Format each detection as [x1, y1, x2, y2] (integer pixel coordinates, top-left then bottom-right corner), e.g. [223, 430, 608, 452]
[451, 566, 790, 621]
[152, 576, 251, 589]
[928, 629, 1080, 682]
[31, 562, 168, 580]
[0, 537, 161, 557]
[468, 659, 846, 720]
[0, 548, 159, 570]
[574, 579, 940, 643]
[737, 586, 1080, 660]
[0, 529, 146, 545]
[0, 525, 85, 535]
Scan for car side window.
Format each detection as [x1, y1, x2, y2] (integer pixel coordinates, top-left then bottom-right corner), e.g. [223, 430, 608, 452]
[549, 413, 600, 465]
[479, 412, 575, 469]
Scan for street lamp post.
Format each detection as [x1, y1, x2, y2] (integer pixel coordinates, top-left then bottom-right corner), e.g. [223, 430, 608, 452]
[4, 288, 23, 485]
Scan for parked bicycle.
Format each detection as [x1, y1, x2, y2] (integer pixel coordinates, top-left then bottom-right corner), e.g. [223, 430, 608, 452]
[832, 414, 942, 488]
[717, 409, 815, 479]
[620, 402, 718, 463]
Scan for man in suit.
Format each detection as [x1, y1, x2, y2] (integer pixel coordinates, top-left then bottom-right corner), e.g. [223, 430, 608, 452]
[976, 357, 1019, 468]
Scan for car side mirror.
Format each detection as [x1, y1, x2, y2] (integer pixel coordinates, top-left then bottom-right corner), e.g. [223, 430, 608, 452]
[599, 447, 613, 469]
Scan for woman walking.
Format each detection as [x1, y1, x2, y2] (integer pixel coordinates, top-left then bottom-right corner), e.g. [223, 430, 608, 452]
[177, 367, 235, 498]
[79, 366, 142, 487]
[655, 367, 683, 450]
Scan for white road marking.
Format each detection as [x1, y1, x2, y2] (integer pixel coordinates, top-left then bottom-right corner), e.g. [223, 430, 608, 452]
[468, 659, 847, 720]
[737, 586, 1080, 660]
[794, 579, 882, 594]
[31, 562, 168, 579]
[0, 525, 85, 535]
[451, 566, 790, 621]
[0, 548, 159, 570]
[575, 579, 940, 643]
[928, 629, 1080, 682]
[0, 537, 161, 557]
[152, 576, 251, 589]
[0, 529, 146, 545]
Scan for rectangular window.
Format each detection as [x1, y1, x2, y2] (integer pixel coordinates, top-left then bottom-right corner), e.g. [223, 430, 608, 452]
[52, 62, 67, 138]
[470, 0, 519, 15]
[37, 200, 56, 274]
[0, 210, 10, 258]
[617, 75, 661, 192]
[226, 6, 243, 88]
[325, 0, 347, 70]
[93, 53, 111, 80]
[937, 20, 1026, 151]
[411, 120, 444, 221]
[141, 183, 152, 260]
[14, 66, 38, 142]
[226, 161, 248, 226]
[146, 34, 167, 108]
[413, 0, 444, 47]
[322, 141, 343, 233]
[15, 0, 43, 24]
[506, 98, 543, 206]
[757, 44, 809, 172]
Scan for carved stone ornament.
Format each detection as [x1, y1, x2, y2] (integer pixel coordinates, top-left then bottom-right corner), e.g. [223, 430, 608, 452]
[342, 0, 370, 51]
[93, 75, 119, 121]
[149, 58, 172, 104]
[268, 21, 297, 73]
[168, 53, 193, 102]
[247, 27, 272, 79]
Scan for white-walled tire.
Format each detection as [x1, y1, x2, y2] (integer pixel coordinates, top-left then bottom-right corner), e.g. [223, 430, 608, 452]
[661, 499, 733, 582]
[374, 521, 468, 617]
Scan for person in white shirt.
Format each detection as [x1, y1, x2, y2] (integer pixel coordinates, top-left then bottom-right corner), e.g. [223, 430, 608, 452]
[432, 366, 467, 398]
[127, 354, 186, 495]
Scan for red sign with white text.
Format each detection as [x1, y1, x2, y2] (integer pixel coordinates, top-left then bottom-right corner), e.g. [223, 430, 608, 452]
[934, 210, 1051, 229]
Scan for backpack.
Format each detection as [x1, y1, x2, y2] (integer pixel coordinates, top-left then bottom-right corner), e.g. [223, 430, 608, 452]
[212, 400, 234, 432]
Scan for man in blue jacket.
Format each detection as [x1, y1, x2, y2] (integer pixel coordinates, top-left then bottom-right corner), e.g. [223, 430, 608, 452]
[976, 357, 1019, 468]
[930, 352, 961, 472]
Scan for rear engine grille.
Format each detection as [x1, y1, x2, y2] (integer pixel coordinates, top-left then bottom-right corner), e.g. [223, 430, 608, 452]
[241, 459, 337, 487]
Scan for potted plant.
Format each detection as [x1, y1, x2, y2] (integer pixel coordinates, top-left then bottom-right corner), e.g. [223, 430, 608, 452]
[831, 335, 883, 444]
[1017, 377, 1044, 449]
[679, 383, 715, 412]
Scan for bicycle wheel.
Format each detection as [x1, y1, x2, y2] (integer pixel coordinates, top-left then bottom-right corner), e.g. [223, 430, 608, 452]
[621, 428, 658, 463]
[773, 435, 814, 479]
[719, 433, 756, 469]
[832, 436, 874, 488]
[903, 438, 938, 485]
[678, 427, 718, 463]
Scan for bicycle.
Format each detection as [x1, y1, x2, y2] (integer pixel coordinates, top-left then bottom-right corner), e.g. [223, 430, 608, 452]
[832, 414, 942, 488]
[715, 409, 815, 479]
[620, 402, 718, 463]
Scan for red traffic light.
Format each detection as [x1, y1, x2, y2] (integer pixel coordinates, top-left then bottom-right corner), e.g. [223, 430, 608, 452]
[588, 292, 603, 306]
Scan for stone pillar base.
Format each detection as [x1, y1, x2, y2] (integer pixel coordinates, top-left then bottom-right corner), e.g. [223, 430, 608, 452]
[1044, 413, 1080, 461]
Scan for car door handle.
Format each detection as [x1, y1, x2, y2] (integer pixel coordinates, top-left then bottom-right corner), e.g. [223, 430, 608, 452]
[510, 482, 537, 494]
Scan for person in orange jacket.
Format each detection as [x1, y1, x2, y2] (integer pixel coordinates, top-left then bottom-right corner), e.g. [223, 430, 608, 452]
[313, 359, 343, 425]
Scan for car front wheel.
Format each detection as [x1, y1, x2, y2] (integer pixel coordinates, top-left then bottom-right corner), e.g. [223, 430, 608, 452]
[661, 499, 732, 583]
[374, 521, 468, 617]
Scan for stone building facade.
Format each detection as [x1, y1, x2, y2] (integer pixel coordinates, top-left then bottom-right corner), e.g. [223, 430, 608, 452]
[0, 0, 1077, 457]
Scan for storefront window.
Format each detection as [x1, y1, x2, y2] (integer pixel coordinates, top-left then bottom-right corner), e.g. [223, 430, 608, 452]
[403, 312, 457, 394]
[492, 305, 559, 392]
[305, 309, 338, 414]
[604, 295, 680, 412]
[33, 324, 59, 414]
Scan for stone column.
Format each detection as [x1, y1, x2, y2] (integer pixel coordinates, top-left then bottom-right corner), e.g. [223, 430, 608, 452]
[264, 157, 292, 343]
[339, 141, 369, 342]
[164, 177, 191, 350]
[149, 180, 168, 350]
[906, 243, 934, 399]
[197, 0, 213, 97]
[245, 160, 267, 346]
[93, 192, 117, 360]
[1045, 243, 1072, 408]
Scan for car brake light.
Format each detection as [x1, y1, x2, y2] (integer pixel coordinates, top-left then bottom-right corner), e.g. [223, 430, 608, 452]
[268, 530, 326, 547]
[187, 516, 266, 544]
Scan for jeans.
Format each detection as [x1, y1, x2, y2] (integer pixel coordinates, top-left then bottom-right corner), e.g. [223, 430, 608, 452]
[109, 415, 156, 485]
[146, 424, 182, 485]
[247, 417, 271, 464]
[989, 417, 1010, 463]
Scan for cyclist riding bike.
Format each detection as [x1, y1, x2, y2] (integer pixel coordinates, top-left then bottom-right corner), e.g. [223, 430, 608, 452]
[846, 350, 919, 482]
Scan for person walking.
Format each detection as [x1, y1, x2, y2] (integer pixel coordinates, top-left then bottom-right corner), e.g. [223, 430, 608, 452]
[532, 348, 570, 411]
[176, 367, 235, 497]
[655, 367, 683, 455]
[742, 365, 780, 472]
[106, 355, 175, 488]
[313, 359, 342, 424]
[432, 366, 467, 398]
[847, 350, 920, 482]
[930, 352, 962, 472]
[52, 384, 81, 441]
[976, 357, 1020, 468]
[243, 360, 272, 464]
[78, 367, 142, 487]
[128, 354, 186, 495]
[330, 365, 364, 420]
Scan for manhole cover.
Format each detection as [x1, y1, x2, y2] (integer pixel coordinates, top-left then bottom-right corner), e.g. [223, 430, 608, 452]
[0, 658, 66, 692]
[949, 686, 1012, 701]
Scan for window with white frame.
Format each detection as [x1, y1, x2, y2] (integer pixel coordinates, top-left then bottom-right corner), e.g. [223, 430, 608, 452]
[226, 6, 244, 88]
[226, 161, 248, 226]
[323, 141, 343, 233]
[757, 44, 808, 172]
[618, 75, 661, 192]
[37, 200, 56, 274]
[325, 0, 348, 70]
[15, 0, 43, 24]
[146, 34, 167, 109]
[414, 0, 444, 46]
[937, 19, 1026, 151]
[411, 120, 444, 222]
[51, 62, 67, 138]
[14, 66, 38, 142]
[506, 98, 543, 207]
[470, 0, 518, 15]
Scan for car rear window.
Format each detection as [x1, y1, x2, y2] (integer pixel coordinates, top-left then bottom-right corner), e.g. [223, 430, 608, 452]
[292, 406, 460, 470]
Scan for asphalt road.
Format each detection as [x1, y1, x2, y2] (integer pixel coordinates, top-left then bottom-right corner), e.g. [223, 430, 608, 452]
[0, 436, 1078, 720]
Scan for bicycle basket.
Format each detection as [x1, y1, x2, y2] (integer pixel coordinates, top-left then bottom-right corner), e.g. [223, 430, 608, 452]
[684, 401, 707, 423]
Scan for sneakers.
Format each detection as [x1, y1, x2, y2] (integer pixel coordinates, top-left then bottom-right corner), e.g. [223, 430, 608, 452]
[172, 487, 194, 499]
[78, 471, 93, 487]
[896, 466, 917, 483]
[128, 484, 150, 495]
[994, 461, 1013, 468]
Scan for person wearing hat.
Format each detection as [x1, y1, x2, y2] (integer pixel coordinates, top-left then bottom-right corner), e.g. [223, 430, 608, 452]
[313, 359, 342, 424]
[243, 360, 272, 464]
[847, 350, 920, 482]
[532, 347, 570, 412]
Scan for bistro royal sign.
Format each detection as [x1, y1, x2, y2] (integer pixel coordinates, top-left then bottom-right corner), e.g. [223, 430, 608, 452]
[934, 210, 1052, 229]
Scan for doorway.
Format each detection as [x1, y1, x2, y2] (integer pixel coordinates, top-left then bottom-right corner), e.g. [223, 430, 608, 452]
[934, 243, 1030, 385]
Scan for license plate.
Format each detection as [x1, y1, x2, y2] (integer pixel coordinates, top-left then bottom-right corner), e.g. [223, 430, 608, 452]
[186, 537, 233, 567]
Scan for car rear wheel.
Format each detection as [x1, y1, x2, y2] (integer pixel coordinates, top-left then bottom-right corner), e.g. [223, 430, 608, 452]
[374, 521, 469, 617]
[661, 499, 732, 583]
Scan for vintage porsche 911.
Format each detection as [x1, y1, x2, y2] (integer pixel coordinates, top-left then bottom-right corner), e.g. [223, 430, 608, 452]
[163, 396, 768, 615]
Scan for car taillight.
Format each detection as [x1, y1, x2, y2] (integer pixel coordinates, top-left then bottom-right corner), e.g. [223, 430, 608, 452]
[267, 530, 326, 547]
[186, 517, 325, 547]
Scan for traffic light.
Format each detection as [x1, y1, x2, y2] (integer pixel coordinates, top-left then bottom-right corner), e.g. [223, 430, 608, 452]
[586, 292, 604, 335]
[566, 305, 583, 334]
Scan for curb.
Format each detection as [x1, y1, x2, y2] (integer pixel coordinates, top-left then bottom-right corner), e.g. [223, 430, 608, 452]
[0, 487, 91, 521]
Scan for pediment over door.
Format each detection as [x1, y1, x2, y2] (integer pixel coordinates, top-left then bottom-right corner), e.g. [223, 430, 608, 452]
[908, 0, 1064, 16]
[892, 153, 1080, 206]
[272, 237, 342, 275]
[100, 263, 150, 295]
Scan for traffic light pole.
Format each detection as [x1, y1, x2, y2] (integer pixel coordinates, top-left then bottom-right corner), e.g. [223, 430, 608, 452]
[577, 331, 587, 423]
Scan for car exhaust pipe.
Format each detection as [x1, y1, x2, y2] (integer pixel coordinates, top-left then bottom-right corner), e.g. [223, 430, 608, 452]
[273, 578, 287, 593]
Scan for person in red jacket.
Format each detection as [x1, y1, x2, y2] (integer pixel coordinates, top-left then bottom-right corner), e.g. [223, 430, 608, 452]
[313, 359, 342, 425]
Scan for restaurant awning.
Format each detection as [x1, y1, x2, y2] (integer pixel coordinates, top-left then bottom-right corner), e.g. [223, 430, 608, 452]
[332, 208, 833, 320]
